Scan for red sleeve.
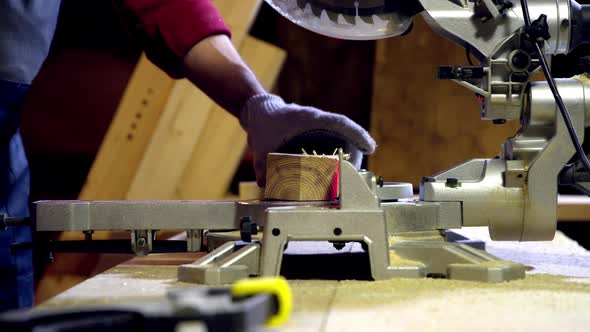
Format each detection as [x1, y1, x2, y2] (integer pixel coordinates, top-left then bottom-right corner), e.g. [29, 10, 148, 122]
[114, 0, 232, 78]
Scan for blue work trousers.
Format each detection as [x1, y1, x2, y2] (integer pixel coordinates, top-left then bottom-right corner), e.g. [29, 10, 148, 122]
[0, 79, 33, 311]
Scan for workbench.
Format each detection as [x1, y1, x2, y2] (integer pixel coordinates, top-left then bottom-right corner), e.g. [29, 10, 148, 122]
[41, 228, 590, 332]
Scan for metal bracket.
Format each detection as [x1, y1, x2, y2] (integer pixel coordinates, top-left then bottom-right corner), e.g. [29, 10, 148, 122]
[186, 229, 203, 252]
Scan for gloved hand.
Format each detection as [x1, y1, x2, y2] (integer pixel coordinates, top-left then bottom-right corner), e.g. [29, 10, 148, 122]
[240, 94, 377, 186]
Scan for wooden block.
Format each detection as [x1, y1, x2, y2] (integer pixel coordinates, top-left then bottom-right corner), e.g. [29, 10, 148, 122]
[176, 37, 286, 199]
[264, 153, 340, 201]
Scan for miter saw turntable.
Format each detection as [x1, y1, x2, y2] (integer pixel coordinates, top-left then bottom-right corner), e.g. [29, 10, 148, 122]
[22, 0, 590, 284]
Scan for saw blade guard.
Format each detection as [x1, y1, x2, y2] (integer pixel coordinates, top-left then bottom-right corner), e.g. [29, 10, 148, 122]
[264, 0, 414, 40]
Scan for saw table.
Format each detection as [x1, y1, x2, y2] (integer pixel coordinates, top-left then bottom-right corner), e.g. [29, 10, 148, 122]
[39, 228, 590, 332]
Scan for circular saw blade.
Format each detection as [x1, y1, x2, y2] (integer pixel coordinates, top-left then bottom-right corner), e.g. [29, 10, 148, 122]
[265, 0, 413, 40]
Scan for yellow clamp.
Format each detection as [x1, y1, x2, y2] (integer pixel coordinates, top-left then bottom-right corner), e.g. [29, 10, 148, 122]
[231, 276, 292, 327]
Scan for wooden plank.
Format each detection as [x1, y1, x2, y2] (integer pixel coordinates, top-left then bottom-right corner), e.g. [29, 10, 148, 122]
[125, 0, 263, 200]
[79, 55, 175, 200]
[264, 153, 339, 201]
[176, 37, 286, 199]
[125, 79, 214, 199]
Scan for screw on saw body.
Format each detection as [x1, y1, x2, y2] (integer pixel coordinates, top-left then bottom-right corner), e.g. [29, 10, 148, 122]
[438, 66, 485, 80]
[83, 230, 94, 241]
[421, 176, 436, 184]
[137, 237, 147, 247]
[240, 216, 258, 243]
[331, 241, 346, 251]
[445, 178, 461, 188]
[377, 176, 384, 187]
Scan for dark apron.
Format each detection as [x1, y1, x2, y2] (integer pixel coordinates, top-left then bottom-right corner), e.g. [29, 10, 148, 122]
[0, 79, 33, 311]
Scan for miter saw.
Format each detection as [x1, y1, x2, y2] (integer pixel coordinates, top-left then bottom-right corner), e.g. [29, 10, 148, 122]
[10, 0, 590, 284]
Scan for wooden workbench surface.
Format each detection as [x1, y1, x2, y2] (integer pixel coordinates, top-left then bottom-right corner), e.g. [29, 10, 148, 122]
[42, 229, 590, 332]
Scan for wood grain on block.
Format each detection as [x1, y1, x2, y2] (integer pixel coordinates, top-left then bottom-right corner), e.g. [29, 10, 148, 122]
[264, 153, 339, 201]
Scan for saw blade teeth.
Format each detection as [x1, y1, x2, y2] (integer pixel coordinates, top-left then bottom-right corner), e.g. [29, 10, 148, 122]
[336, 13, 348, 25]
[302, 2, 314, 17]
[270, 0, 407, 40]
[342, 13, 356, 25]
[296, 0, 307, 10]
[323, 8, 340, 23]
[309, 2, 323, 17]
[359, 14, 374, 25]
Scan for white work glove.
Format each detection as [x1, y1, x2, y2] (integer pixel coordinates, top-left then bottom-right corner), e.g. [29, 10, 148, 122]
[240, 94, 376, 186]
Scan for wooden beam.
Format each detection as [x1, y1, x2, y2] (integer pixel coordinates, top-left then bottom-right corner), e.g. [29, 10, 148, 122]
[264, 153, 340, 201]
[176, 37, 286, 199]
[79, 55, 174, 200]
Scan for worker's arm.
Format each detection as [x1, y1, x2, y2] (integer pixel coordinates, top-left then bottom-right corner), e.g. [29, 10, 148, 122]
[181, 34, 264, 117]
[182, 36, 376, 185]
[115, 0, 376, 185]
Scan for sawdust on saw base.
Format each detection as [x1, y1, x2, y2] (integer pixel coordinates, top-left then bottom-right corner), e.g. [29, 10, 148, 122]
[40, 265, 590, 331]
[317, 274, 590, 332]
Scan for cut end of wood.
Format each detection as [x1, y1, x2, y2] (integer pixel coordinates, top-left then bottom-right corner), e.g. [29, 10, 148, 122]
[264, 153, 339, 201]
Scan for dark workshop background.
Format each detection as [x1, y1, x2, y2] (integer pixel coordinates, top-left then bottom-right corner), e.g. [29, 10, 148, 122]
[20, 1, 590, 300]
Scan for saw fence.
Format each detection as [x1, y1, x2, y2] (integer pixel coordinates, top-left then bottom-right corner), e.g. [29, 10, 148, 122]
[37, 0, 286, 303]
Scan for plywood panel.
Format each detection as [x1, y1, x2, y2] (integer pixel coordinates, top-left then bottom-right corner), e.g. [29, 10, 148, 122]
[369, 17, 520, 187]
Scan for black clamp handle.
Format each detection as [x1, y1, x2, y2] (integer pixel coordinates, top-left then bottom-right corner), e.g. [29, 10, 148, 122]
[0, 214, 31, 231]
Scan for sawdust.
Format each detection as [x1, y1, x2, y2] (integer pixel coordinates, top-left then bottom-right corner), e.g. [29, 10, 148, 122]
[389, 249, 425, 267]
[573, 73, 590, 85]
[450, 260, 519, 268]
[40, 265, 590, 331]
[320, 275, 590, 332]
[388, 232, 444, 246]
